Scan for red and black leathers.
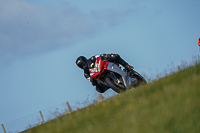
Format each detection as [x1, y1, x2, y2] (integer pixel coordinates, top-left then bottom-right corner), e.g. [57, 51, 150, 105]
[84, 54, 133, 93]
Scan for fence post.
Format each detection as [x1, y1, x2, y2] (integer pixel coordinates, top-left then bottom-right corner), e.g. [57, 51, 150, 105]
[177, 66, 181, 71]
[66, 101, 72, 113]
[39, 111, 44, 124]
[1, 124, 6, 133]
[98, 93, 105, 102]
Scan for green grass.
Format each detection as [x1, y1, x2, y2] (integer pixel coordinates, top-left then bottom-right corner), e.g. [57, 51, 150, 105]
[24, 64, 200, 133]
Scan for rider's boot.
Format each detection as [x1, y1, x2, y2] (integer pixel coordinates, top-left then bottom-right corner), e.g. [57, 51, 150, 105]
[124, 64, 134, 71]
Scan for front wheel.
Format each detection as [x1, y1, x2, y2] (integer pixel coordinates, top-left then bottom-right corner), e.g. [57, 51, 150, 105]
[105, 75, 126, 93]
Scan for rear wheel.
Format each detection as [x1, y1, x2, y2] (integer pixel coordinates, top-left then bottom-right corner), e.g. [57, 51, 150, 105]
[131, 70, 147, 87]
[105, 75, 126, 93]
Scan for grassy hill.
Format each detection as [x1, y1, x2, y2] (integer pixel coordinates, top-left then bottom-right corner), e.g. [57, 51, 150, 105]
[24, 63, 200, 133]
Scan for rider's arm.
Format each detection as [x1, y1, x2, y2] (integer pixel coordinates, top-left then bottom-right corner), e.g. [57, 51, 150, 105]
[100, 53, 120, 62]
[84, 69, 97, 86]
[84, 69, 91, 81]
[100, 53, 133, 70]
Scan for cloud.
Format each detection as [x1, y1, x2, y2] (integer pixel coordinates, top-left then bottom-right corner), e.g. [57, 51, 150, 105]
[0, 0, 96, 60]
[0, 0, 135, 61]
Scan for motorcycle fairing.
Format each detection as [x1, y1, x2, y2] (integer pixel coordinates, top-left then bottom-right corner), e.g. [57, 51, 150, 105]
[106, 62, 133, 87]
[89, 57, 108, 80]
[89, 56, 137, 87]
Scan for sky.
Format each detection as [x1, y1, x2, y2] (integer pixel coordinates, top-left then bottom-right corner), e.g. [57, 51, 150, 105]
[0, 0, 200, 131]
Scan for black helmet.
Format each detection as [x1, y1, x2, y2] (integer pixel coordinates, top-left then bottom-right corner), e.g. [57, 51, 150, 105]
[76, 56, 88, 69]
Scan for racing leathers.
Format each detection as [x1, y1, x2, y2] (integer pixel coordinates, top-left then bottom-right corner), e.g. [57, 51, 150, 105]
[84, 54, 133, 93]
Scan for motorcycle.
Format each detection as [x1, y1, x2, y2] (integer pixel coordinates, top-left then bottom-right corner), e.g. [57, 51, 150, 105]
[88, 56, 147, 93]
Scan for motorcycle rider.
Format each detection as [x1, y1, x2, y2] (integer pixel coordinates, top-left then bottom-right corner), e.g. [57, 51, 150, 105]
[76, 54, 134, 93]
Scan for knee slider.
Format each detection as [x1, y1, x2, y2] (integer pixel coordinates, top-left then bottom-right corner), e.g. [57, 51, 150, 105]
[96, 85, 106, 93]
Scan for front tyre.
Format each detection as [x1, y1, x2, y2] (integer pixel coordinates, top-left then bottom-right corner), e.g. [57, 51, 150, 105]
[105, 76, 126, 93]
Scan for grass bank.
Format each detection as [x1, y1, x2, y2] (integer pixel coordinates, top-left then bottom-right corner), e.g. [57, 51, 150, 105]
[24, 64, 200, 133]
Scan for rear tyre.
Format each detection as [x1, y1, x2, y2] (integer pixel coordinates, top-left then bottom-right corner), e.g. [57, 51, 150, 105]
[105, 75, 126, 93]
[131, 70, 147, 87]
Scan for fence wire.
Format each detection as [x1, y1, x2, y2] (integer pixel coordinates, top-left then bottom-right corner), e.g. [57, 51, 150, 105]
[1, 91, 117, 133]
[2, 112, 42, 133]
